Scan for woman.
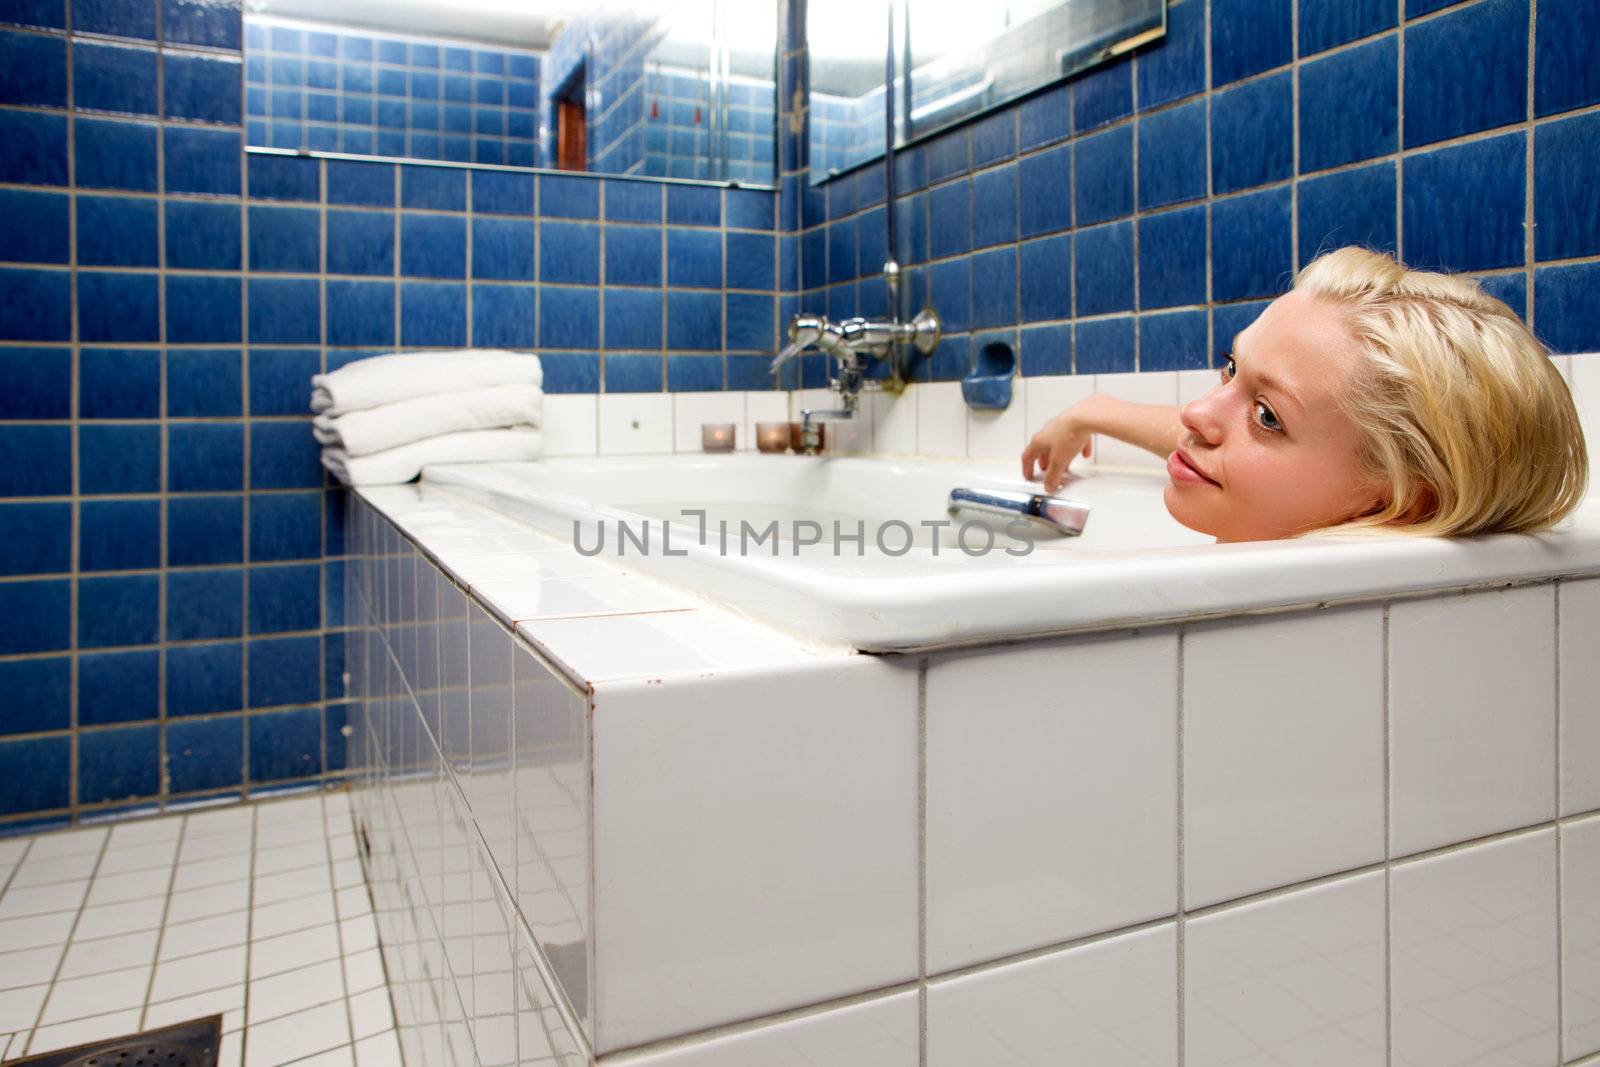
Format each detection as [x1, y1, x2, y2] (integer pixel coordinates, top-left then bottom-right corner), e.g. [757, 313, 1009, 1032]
[1021, 247, 1589, 542]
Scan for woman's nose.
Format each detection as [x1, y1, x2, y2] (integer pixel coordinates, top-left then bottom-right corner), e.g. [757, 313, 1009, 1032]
[1179, 388, 1226, 445]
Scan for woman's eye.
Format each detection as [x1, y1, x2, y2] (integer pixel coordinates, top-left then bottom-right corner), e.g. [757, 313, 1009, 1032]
[1221, 355, 1236, 382]
[1255, 401, 1282, 432]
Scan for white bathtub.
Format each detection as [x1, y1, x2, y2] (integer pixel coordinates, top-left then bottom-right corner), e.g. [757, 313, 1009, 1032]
[422, 452, 1600, 651]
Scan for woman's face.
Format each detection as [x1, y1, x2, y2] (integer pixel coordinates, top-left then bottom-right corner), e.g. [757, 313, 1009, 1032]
[1164, 289, 1389, 542]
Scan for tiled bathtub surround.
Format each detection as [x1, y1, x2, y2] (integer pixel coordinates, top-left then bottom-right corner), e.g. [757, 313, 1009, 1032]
[0, 0, 781, 827]
[348, 481, 1600, 1065]
[791, 0, 1600, 386]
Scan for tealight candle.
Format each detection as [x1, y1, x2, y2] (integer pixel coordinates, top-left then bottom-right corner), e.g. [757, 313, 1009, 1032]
[755, 421, 790, 453]
[701, 422, 735, 452]
[788, 420, 823, 452]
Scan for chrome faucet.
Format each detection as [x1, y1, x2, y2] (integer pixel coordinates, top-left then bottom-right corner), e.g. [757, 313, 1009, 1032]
[770, 280, 942, 454]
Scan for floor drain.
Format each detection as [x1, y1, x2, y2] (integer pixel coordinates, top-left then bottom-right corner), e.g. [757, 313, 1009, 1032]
[6, 1016, 221, 1067]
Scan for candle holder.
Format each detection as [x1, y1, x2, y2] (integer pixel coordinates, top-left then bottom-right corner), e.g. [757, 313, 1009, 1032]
[755, 421, 790, 453]
[700, 422, 735, 452]
[788, 420, 823, 453]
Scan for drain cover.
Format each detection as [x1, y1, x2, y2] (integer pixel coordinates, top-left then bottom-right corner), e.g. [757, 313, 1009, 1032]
[8, 1016, 220, 1067]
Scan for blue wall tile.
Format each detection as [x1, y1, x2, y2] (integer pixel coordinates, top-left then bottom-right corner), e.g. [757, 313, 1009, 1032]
[726, 232, 775, 291]
[471, 285, 535, 347]
[247, 635, 320, 709]
[1298, 161, 1397, 266]
[1535, 0, 1600, 117]
[249, 421, 322, 489]
[1140, 309, 1209, 370]
[167, 716, 243, 793]
[74, 0, 156, 40]
[475, 171, 536, 214]
[247, 154, 320, 201]
[1137, 100, 1205, 210]
[471, 218, 534, 281]
[164, 52, 241, 124]
[78, 574, 160, 648]
[1211, 71, 1293, 194]
[0, 28, 66, 107]
[0, 658, 69, 735]
[0, 346, 70, 418]
[78, 270, 159, 342]
[0, 270, 71, 341]
[400, 281, 467, 345]
[247, 704, 321, 779]
[1402, 131, 1526, 271]
[249, 348, 319, 416]
[327, 210, 396, 276]
[74, 195, 153, 267]
[1075, 316, 1135, 374]
[163, 126, 241, 195]
[78, 724, 159, 803]
[166, 642, 242, 717]
[169, 424, 244, 492]
[1018, 143, 1071, 237]
[249, 206, 321, 272]
[971, 164, 1018, 249]
[167, 276, 243, 343]
[75, 117, 157, 191]
[0, 425, 71, 495]
[1212, 0, 1292, 85]
[78, 424, 159, 494]
[327, 281, 395, 346]
[0, 736, 69, 815]
[81, 498, 159, 571]
[1533, 110, 1600, 262]
[0, 109, 68, 185]
[1074, 125, 1134, 224]
[1074, 221, 1134, 316]
[248, 278, 321, 343]
[165, 201, 242, 270]
[604, 288, 662, 349]
[402, 165, 466, 210]
[328, 160, 394, 206]
[168, 350, 242, 418]
[167, 495, 245, 569]
[1019, 234, 1072, 323]
[605, 352, 663, 392]
[1299, 0, 1395, 54]
[666, 290, 721, 351]
[248, 563, 319, 634]
[1137, 0, 1205, 108]
[1534, 262, 1600, 354]
[1211, 186, 1293, 300]
[1299, 35, 1397, 173]
[164, 0, 241, 50]
[0, 189, 69, 263]
[1138, 205, 1208, 309]
[0, 501, 70, 576]
[667, 228, 721, 288]
[540, 173, 599, 219]
[401, 214, 467, 278]
[1072, 60, 1132, 132]
[1020, 322, 1072, 376]
[78, 650, 159, 725]
[74, 41, 158, 116]
[166, 568, 243, 640]
[1404, 0, 1528, 148]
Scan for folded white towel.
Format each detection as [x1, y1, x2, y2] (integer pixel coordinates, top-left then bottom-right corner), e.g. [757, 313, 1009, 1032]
[321, 427, 543, 486]
[310, 350, 542, 415]
[313, 383, 544, 457]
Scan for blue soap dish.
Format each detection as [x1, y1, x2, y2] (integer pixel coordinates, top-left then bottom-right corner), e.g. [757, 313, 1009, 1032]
[961, 340, 1016, 410]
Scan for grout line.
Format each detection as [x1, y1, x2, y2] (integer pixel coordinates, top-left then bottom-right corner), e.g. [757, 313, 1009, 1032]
[236, 799, 260, 1064]
[1174, 627, 1185, 1067]
[136, 812, 189, 1027]
[19, 827, 112, 1055]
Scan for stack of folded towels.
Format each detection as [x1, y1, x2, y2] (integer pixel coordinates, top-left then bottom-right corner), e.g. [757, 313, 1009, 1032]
[311, 349, 544, 485]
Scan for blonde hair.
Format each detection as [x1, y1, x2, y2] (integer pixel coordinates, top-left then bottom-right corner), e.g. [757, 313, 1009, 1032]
[1292, 247, 1587, 537]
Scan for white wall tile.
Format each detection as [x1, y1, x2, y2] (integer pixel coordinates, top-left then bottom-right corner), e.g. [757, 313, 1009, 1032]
[1184, 606, 1385, 907]
[870, 387, 918, 454]
[1564, 814, 1600, 1060]
[1562, 578, 1600, 816]
[926, 924, 1176, 1067]
[1090, 372, 1177, 470]
[1184, 872, 1385, 1066]
[1021, 375, 1097, 482]
[589, 655, 919, 1052]
[916, 381, 966, 456]
[540, 394, 598, 457]
[741, 391, 789, 454]
[925, 631, 1178, 972]
[1569, 353, 1600, 494]
[965, 400, 1026, 462]
[1176, 367, 1219, 407]
[1389, 585, 1556, 857]
[597, 393, 673, 455]
[619, 991, 919, 1066]
[1391, 828, 1557, 1067]
[671, 392, 745, 454]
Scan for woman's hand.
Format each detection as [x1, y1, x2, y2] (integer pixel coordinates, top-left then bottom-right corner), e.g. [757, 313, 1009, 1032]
[1021, 400, 1097, 493]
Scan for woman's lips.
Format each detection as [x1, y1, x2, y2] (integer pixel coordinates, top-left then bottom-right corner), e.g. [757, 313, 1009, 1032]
[1167, 448, 1221, 487]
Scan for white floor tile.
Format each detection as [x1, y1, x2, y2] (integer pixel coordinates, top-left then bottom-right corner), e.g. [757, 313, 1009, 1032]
[253, 864, 333, 907]
[243, 1000, 351, 1067]
[0, 880, 88, 921]
[25, 1008, 142, 1057]
[57, 928, 161, 980]
[84, 867, 171, 908]
[289, 1045, 356, 1066]
[254, 840, 330, 877]
[143, 984, 246, 1032]
[218, 1027, 244, 1067]
[354, 1028, 403, 1067]
[342, 947, 388, 995]
[9, 849, 100, 889]
[159, 910, 250, 961]
[149, 945, 248, 1003]
[348, 986, 394, 1040]
[248, 923, 342, 980]
[37, 963, 151, 1026]
[0, 910, 77, 952]
[340, 915, 379, 955]
[0, 984, 49, 1035]
[252, 893, 337, 940]
[26, 827, 106, 860]
[247, 958, 346, 1025]
[170, 852, 251, 893]
[97, 837, 180, 876]
[0, 944, 65, 992]
[71, 896, 166, 940]
[165, 880, 250, 925]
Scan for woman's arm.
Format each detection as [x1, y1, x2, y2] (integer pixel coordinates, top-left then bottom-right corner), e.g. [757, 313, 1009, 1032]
[1021, 394, 1186, 492]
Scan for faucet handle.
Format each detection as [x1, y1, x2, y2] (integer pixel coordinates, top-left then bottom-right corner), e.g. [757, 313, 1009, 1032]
[788, 313, 826, 347]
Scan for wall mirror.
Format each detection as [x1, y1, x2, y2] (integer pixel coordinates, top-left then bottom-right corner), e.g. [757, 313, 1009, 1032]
[807, 0, 1165, 184]
[244, 0, 779, 187]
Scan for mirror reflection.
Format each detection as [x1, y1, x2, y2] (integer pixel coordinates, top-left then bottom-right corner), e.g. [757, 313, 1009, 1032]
[244, 1, 779, 187]
[807, 0, 1164, 183]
